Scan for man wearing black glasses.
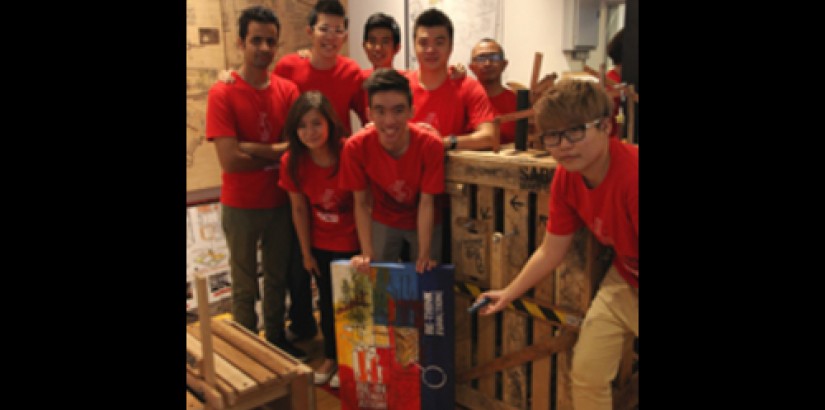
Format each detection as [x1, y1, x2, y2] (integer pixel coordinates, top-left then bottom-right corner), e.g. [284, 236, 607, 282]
[476, 78, 638, 410]
[469, 38, 517, 145]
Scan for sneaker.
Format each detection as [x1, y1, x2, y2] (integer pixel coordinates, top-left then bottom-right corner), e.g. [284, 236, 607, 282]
[329, 372, 340, 389]
[273, 338, 308, 362]
[314, 367, 337, 385]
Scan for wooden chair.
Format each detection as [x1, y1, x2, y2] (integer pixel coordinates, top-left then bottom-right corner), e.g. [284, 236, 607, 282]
[186, 274, 316, 410]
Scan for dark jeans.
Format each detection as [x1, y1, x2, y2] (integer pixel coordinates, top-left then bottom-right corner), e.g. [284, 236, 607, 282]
[286, 230, 317, 339]
[311, 248, 359, 360]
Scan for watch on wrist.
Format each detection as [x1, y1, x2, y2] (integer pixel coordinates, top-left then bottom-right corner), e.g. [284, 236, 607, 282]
[449, 135, 458, 150]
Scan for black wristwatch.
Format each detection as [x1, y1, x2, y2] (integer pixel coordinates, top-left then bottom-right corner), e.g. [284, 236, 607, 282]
[449, 135, 458, 150]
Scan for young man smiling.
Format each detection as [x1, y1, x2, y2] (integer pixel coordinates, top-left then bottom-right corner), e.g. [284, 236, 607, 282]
[339, 68, 445, 274]
[274, 0, 366, 135]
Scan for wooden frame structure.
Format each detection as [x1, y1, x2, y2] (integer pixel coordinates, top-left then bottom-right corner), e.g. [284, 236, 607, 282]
[186, 275, 316, 410]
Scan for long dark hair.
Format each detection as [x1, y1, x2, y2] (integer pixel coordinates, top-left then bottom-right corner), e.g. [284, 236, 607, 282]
[283, 91, 346, 190]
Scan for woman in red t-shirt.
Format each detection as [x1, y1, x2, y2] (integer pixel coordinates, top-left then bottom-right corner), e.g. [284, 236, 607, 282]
[278, 91, 360, 388]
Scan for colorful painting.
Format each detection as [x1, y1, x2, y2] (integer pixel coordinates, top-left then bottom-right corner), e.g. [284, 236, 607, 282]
[331, 261, 455, 409]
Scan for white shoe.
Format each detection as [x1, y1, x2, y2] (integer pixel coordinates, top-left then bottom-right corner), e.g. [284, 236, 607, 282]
[329, 372, 340, 389]
[313, 367, 336, 385]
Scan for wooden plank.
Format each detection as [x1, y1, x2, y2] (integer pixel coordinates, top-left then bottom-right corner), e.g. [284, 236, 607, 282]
[477, 232, 505, 398]
[448, 182, 470, 279]
[530, 52, 543, 91]
[530, 320, 553, 410]
[454, 293, 473, 385]
[212, 319, 297, 377]
[502, 188, 529, 408]
[456, 384, 521, 410]
[458, 329, 576, 383]
[186, 389, 204, 410]
[189, 322, 280, 386]
[186, 330, 259, 396]
[288, 367, 316, 410]
[195, 274, 217, 391]
[452, 217, 490, 286]
[533, 190, 553, 306]
[476, 185, 495, 279]
[186, 367, 229, 409]
[445, 150, 556, 193]
[224, 384, 289, 410]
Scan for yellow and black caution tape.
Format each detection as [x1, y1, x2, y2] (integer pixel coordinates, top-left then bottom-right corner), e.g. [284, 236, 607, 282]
[453, 281, 583, 327]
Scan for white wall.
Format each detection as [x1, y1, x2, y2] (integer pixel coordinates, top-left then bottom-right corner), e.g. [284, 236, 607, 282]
[347, 0, 615, 87]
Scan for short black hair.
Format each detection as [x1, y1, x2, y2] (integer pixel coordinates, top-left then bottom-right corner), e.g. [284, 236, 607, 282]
[607, 28, 624, 65]
[238, 5, 280, 40]
[363, 12, 400, 46]
[413, 8, 453, 46]
[308, 0, 348, 28]
[363, 68, 412, 107]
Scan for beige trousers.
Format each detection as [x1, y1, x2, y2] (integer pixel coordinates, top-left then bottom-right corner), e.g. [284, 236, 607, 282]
[571, 266, 639, 410]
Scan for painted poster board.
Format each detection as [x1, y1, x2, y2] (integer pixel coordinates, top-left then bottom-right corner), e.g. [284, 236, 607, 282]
[331, 261, 455, 409]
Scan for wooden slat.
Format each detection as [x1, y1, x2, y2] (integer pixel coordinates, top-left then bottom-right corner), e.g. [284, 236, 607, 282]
[454, 293, 473, 384]
[531, 320, 553, 410]
[446, 150, 556, 192]
[530, 52, 543, 91]
[456, 384, 521, 410]
[186, 389, 204, 409]
[186, 367, 229, 409]
[195, 274, 217, 391]
[502, 188, 529, 408]
[288, 367, 316, 410]
[447, 182, 476, 284]
[212, 319, 297, 377]
[224, 384, 289, 410]
[458, 329, 576, 383]
[189, 322, 280, 386]
[186, 330, 259, 395]
[533, 190, 554, 305]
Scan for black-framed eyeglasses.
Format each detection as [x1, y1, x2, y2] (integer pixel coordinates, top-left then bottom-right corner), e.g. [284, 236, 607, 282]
[540, 118, 602, 148]
[471, 53, 503, 64]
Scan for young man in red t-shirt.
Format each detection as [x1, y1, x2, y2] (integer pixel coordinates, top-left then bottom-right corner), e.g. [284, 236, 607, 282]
[340, 68, 445, 274]
[469, 38, 517, 145]
[477, 78, 638, 410]
[205, 5, 307, 361]
[407, 8, 496, 151]
[274, 0, 366, 136]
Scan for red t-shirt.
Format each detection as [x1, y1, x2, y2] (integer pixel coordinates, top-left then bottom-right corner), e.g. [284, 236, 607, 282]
[278, 149, 359, 252]
[339, 124, 445, 230]
[606, 69, 622, 138]
[547, 138, 638, 288]
[206, 72, 298, 209]
[489, 88, 517, 144]
[274, 54, 366, 135]
[405, 70, 495, 136]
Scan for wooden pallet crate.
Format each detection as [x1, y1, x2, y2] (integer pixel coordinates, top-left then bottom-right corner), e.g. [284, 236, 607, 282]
[446, 149, 635, 410]
[186, 275, 316, 410]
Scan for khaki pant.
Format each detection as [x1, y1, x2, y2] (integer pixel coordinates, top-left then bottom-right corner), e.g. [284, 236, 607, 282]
[370, 220, 442, 262]
[571, 266, 639, 410]
[221, 203, 293, 343]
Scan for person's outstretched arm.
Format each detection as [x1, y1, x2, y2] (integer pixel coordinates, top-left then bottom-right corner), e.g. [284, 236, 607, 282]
[415, 193, 437, 273]
[351, 190, 374, 273]
[477, 232, 574, 315]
